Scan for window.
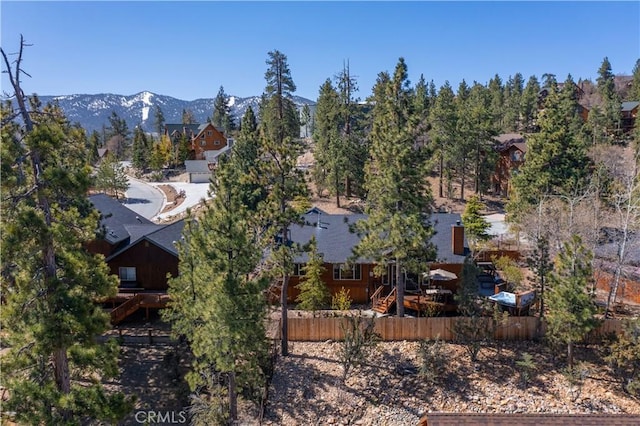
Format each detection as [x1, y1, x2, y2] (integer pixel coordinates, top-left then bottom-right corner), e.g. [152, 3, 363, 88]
[119, 267, 137, 282]
[200, 140, 206, 146]
[214, 140, 221, 145]
[207, 130, 212, 136]
[333, 263, 361, 280]
[201, 133, 205, 139]
[293, 263, 305, 276]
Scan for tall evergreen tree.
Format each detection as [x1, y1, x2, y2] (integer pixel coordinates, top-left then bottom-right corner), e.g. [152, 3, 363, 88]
[546, 235, 598, 369]
[258, 50, 308, 356]
[510, 75, 592, 212]
[596, 57, 622, 139]
[488, 74, 505, 130]
[312, 79, 343, 202]
[521, 75, 540, 132]
[154, 104, 165, 136]
[628, 59, 640, 101]
[131, 125, 150, 170]
[164, 156, 269, 422]
[1, 39, 132, 423]
[336, 60, 366, 198]
[212, 85, 235, 134]
[233, 106, 266, 211]
[353, 58, 435, 317]
[87, 129, 101, 165]
[503, 73, 524, 131]
[453, 80, 472, 200]
[429, 82, 457, 198]
[300, 103, 312, 138]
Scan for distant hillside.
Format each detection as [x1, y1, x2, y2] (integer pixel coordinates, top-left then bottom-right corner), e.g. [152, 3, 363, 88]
[35, 91, 316, 134]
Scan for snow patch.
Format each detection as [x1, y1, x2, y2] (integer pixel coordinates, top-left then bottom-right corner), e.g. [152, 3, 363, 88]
[227, 96, 236, 107]
[142, 106, 150, 122]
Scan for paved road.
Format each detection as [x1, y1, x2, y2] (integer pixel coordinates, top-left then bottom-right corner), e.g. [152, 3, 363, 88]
[123, 177, 165, 220]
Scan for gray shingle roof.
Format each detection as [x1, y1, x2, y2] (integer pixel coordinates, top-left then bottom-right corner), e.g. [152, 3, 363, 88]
[621, 101, 639, 112]
[289, 210, 468, 264]
[145, 220, 185, 257]
[89, 194, 157, 244]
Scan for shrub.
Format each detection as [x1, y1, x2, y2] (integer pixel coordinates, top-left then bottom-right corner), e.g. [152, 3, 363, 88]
[338, 315, 379, 381]
[604, 318, 640, 396]
[331, 287, 352, 311]
[417, 337, 447, 384]
[515, 352, 537, 389]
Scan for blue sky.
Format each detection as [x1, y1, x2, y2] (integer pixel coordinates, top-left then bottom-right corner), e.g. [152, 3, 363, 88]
[1, 1, 638, 101]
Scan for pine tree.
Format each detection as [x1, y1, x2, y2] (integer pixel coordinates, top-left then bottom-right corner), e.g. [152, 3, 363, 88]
[295, 236, 330, 313]
[312, 78, 345, 205]
[429, 82, 457, 198]
[301, 103, 312, 138]
[353, 58, 435, 317]
[258, 50, 308, 356]
[503, 73, 524, 131]
[212, 85, 235, 134]
[546, 235, 598, 369]
[95, 152, 130, 199]
[510, 75, 592, 211]
[596, 57, 622, 140]
[233, 107, 266, 211]
[628, 59, 640, 101]
[131, 125, 150, 170]
[461, 195, 491, 248]
[521, 75, 541, 132]
[154, 104, 165, 136]
[336, 61, 366, 198]
[1, 39, 132, 423]
[164, 156, 269, 422]
[87, 130, 101, 165]
[488, 74, 505, 130]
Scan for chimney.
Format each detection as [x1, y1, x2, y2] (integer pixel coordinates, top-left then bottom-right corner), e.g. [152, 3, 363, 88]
[452, 220, 465, 256]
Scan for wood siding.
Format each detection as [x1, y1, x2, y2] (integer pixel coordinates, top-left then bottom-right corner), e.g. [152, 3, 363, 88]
[107, 240, 178, 291]
[492, 146, 525, 197]
[288, 263, 382, 304]
[191, 123, 227, 160]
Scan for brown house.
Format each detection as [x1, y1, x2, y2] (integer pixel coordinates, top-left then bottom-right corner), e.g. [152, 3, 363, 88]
[491, 133, 527, 197]
[88, 194, 184, 323]
[286, 208, 469, 305]
[621, 101, 639, 133]
[164, 123, 228, 161]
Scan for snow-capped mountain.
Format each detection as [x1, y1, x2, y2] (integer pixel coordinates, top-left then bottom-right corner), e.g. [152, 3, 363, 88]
[36, 91, 316, 134]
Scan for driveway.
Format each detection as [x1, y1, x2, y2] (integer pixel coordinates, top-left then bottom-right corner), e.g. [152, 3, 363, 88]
[123, 177, 165, 219]
[152, 182, 213, 221]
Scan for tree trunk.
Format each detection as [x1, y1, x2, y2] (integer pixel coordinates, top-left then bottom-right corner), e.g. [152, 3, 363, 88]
[281, 271, 289, 356]
[229, 371, 237, 421]
[567, 340, 574, 370]
[335, 172, 341, 208]
[439, 153, 444, 198]
[396, 258, 405, 317]
[345, 176, 352, 199]
[460, 158, 466, 201]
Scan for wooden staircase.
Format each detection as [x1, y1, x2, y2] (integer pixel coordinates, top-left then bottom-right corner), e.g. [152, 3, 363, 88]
[372, 286, 396, 314]
[110, 294, 144, 325]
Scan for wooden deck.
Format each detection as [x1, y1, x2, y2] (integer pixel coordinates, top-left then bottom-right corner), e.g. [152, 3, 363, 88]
[103, 291, 171, 324]
[372, 286, 458, 315]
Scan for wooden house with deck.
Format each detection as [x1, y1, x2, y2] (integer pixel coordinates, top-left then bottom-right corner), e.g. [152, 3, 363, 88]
[88, 194, 183, 324]
[282, 208, 470, 314]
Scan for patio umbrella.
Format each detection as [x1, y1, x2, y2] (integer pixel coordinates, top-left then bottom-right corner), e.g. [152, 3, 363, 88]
[423, 268, 458, 281]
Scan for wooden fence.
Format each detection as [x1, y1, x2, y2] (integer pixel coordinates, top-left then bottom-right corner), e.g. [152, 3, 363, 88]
[284, 317, 625, 342]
